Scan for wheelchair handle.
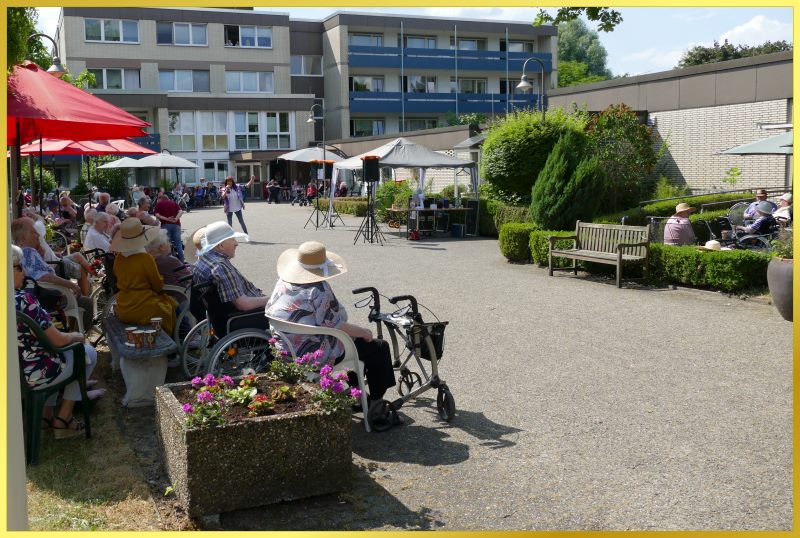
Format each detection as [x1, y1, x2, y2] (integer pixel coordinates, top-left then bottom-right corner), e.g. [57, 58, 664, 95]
[389, 295, 418, 314]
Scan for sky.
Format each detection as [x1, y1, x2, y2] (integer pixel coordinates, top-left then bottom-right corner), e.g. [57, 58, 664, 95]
[35, 6, 793, 76]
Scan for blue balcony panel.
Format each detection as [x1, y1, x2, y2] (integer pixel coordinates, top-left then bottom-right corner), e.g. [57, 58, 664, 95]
[348, 45, 552, 72]
[349, 91, 542, 114]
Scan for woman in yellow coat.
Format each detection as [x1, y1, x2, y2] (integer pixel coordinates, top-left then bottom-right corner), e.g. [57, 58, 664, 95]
[110, 218, 177, 335]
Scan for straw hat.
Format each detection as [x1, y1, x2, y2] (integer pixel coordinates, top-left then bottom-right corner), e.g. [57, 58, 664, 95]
[704, 240, 721, 251]
[110, 217, 159, 253]
[276, 241, 347, 284]
[675, 202, 695, 214]
[756, 201, 774, 215]
[198, 221, 249, 256]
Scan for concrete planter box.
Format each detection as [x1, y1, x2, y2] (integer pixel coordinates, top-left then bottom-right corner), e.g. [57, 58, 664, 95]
[155, 380, 352, 518]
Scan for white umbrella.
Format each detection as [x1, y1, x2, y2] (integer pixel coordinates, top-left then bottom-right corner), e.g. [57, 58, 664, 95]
[278, 147, 343, 163]
[134, 153, 198, 168]
[97, 156, 141, 169]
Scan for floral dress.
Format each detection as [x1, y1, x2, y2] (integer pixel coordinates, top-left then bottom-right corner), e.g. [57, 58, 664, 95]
[15, 290, 64, 389]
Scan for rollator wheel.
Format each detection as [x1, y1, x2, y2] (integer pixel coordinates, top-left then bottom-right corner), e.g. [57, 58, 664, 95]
[398, 371, 422, 396]
[436, 385, 455, 422]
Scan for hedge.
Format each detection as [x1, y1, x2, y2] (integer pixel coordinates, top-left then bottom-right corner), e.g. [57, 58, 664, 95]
[318, 197, 368, 217]
[529, 230, 576, 267]
[593, 192, 751, 225]
[498, 223, 537, 262]
[648, 243, 770, 292]
[463, 198, 531, 237]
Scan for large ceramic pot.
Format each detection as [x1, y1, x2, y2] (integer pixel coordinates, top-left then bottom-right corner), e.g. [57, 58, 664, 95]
[767, 257, 793, 321]
[155, 381, 352, 518]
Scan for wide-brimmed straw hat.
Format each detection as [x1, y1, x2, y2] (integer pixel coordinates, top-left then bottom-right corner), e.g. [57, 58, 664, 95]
[198, 221, 249, 256]
[703, 240, 721, 251]
[756, 201, 774, 215]
[675, 202, 695, 214]
[110, 217, 159, 253]
[277, 241, 347, 284]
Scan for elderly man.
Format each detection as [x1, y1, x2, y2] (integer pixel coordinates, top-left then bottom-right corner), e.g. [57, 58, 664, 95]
[737, 201, 777, 235]
[773, 192, 792, 223]
[83, 212, 113, 253]
[95, 192, 111, 213]
[193, 221, 269, 316]
[743, 189, 777, 220]
[12, 217, 94, 330]
[663, 202, 697, 246]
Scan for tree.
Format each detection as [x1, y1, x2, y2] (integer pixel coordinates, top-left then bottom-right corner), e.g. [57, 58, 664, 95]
[445, 112, 489, 127]
[7, 8, 38, 67]
[557, 19, 612, 79]
[534, 7, 622, 33]
[557, 60, 607, 88]
[678, 39, 792, 68]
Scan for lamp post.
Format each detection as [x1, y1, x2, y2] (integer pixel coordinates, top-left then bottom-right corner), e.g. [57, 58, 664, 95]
[516, 57, 546, 121]
[307, 100, 326, 163]
[26, 33, 67, 75]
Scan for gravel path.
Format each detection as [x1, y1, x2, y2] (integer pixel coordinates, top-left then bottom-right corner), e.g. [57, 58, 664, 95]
[174, 201, 792, 530]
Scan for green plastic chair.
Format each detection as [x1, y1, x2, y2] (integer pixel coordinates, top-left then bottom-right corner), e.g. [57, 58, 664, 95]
[16, 310, 92, 466]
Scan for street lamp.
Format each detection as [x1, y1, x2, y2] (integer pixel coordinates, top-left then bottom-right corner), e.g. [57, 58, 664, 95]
[26, 33, 67, 76]
[306, 100, 326, 163]
[516, 57, 546, 121]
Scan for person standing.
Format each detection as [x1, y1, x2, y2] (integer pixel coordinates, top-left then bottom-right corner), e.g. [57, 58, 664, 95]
[267, 177, 281, 204]
[154, 191, 184, 262]
[221, 175, 254, 234]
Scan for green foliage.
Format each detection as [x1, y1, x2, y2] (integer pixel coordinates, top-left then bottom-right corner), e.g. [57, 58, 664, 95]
[478, 182, 527, 206]
[531, 130, 600, 230]
[60, 70, 97, 89]
[529, 230, 577, 267]
[7, 8, 42, 68]
[721, 166, 741, 187]
[20, 161, 57, 196]
[481, 108, 587, 199]
[70, 176, 90, 198]
[556, 19, 613, 78]
[534, 7, 623, 32]
[444, 112, 488, 126]
[586, 104, 659, 213]
[375, 180, 413, 220]
[498, 223, 537, 262]
[648, 243, 770, 292]
[321, 197, 368, 217]
[771, 228, 793, 259]
[437, 184, 456, 201]
[678, 39, 792, 68]
[557, 60, 608, 87]
[652, 176, 689, 199]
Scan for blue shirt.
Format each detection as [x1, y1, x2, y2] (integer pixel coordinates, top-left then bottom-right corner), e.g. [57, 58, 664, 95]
[193, 250, 262, 304]
[20, 246, 54, 281]
[744, 200, 777, 219]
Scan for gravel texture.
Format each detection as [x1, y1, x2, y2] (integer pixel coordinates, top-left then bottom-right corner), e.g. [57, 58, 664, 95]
[165, 201, 793, 530]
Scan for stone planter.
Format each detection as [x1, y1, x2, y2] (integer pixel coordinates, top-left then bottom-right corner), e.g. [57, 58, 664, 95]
[767, 257, 793, 321]
[155, 380, 352, 518]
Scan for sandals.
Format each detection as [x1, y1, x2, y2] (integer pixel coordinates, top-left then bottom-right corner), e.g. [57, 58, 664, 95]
[52, 416, 85, 439]
[41, 417, 52, 432]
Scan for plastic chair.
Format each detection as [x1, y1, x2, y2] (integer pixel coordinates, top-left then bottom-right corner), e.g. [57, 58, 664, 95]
[266, 315, 371, 433]
[37, 281, 86, 334]
[16, 310, 92, 466]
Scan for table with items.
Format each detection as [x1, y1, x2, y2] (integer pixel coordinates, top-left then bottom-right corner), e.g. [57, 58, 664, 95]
[387, 207, 472, 239]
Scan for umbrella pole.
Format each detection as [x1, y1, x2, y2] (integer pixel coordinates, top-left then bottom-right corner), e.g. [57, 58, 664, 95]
[11, 120, 22, 218]
[39, 136, 44, 216]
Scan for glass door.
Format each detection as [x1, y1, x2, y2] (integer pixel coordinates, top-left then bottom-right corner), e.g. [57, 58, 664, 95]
[235, 164, 261, 198]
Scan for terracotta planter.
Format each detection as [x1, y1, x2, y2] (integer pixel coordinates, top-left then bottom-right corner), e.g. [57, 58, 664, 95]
[155, 381, 352, 518]
[767, 257, 793, 321]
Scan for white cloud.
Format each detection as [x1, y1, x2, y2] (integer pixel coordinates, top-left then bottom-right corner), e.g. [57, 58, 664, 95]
[35, 7, 61, 38]
[720, 14, 792, 45]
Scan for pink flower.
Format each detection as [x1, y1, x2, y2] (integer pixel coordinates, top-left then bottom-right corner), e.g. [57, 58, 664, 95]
[319, 364, 332, 377]
[334, 371, 349, 381]
[319, 377, 333, 389]
[268, 337, 278, 345]
[202, 373, 217, 387]
[350, 387, 362, 399]
[296, 352, 313, 365]
[221, 375, 234, 387]
[197, 390, 215, 403]
[191, 376, 202, 388]
[313, 349, 324, 359]
[332, 381, 345, 394]
[182, 403, 194, 413]
[279, 350, 290, 357]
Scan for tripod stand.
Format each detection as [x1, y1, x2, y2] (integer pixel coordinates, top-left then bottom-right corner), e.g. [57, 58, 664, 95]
[354, 181, 385, 245]
[326, 195, 346, 228]
[304, 181, 329, 229]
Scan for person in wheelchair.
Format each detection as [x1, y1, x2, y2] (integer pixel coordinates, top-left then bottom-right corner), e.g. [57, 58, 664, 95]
[773, 192, 792, 225]
[266, 241, 396, 406]
[193, 221, 269, 335]
[664, 202, 697, 246]
[736, 201, 777, 236]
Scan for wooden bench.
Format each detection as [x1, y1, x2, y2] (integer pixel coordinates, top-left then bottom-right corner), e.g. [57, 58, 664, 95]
[548, 221, 650, 288]
[102, 314, 177, 407]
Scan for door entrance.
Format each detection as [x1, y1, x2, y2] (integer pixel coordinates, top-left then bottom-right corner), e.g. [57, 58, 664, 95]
[235, 163, 261, 199]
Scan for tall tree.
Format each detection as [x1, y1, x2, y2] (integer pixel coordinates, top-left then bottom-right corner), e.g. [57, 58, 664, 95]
[678, 39, 792, 68]
[7, 8, 52, 69]
[557, 19, 612, 79]
[557, 60, 607, 87]
[534, 7, 623, 33]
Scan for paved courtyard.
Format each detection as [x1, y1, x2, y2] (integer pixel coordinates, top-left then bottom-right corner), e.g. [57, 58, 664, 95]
[178, 200, 792, 530]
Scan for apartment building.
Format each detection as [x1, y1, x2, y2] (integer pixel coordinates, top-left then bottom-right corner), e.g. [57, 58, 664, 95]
[56, 8, 557, 189]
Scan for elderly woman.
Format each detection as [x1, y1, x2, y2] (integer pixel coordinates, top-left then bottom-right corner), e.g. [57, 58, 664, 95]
[83, 212, 113, 253]
[145, 228, 191, 287]
[111, 218, 178, 335]
[265, 241, 397, 415]
[104, 202, 122, 227]
[13, 245, 104, 438]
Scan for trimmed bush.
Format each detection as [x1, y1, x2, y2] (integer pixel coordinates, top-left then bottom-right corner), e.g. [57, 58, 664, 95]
[529, 230, 576, 267]
[498, 223, 537, 262]
[593, 193, 752, 225]
[323, 197, 368, 217]
[648, 243, 770, 292]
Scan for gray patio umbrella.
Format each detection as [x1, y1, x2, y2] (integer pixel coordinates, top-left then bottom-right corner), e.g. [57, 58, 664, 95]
[132, 153, 198, 190]
[721, 131, 793, 155]
[97, 156, 141, 169]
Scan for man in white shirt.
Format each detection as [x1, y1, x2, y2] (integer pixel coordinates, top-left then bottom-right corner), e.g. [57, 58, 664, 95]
[83, 212, 113, 253]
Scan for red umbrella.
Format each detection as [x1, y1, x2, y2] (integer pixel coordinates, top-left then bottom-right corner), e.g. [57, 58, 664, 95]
[15, 137, 156, 156]
[8, 61, 149, 146]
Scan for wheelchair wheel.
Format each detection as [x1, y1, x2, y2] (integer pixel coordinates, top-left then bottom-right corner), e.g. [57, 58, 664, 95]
[181, 319, 214, 378]
[436, 385, 455, 422]
[206, 329, 273, 377]
[47, 230, 69, 256]
[89, 285, 111, 327]
[398, 370, 422, 396]
[738, 235, 772, 252]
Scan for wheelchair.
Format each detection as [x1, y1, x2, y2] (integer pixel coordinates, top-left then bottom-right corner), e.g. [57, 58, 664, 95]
[700, 216, 777, 252]
[353, 287, 455, 427]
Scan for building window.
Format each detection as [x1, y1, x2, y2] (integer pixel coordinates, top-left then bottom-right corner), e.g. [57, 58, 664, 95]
[84, 18, 139, 43]
[156, 22, 207, 46]
[290, 55, 322, 76]
[200, 111, 228, 151]
[225, 71, 274, 93]
[402, 35, 436, 48]
[501, 39, 536, 53]
[350, 119, 385, 137]
[265, 112, 290, 149]
[224, 25, 272, 48]
[449, 77, 487, 94]
[168, 111, 196, 151]
[349, 75, 384, 92]
[88, 68, 140, 90]
[500, 78, 532, 94]
[402, 75, 436, 93]
[203, 161, 229, 183]
[349, 33, 383, 47]
[234, 112, 260, 150]
[449, 37, 486, 51]
[177, 162, 197, 184]
[159, 70, 210, 92]
[402, 118, 439, 132]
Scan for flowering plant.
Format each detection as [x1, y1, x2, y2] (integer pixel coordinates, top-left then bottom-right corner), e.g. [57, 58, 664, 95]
[313, 363, 361, 414]
[183, 373, 234, 429]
